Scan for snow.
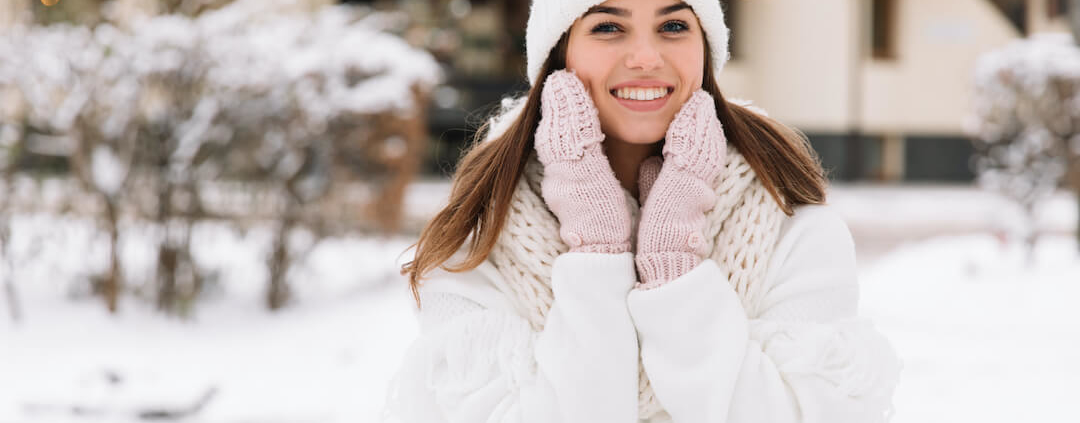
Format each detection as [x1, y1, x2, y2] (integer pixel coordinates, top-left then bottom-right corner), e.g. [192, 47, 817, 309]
[827, 184, 1077, 260]
[90, 146, 127, 197]
[0, 214, 420, 423]
[860, 235, 1080, 423]
[1, 282, 420, 423]
[0, 184, 1076, 422]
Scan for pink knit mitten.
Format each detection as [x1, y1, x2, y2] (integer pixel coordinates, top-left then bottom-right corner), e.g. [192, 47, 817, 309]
[637, 156, 663, 205]
[535, 70, 631, 254]
[635, 90, 727, 287]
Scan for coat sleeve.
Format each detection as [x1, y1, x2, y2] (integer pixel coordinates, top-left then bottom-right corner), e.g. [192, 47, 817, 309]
[386, 252, 641, 423]
[626, 205, 902, 423]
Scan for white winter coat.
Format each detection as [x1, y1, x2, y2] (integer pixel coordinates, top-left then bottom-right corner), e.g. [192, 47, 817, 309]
[384, 203, 903, 423]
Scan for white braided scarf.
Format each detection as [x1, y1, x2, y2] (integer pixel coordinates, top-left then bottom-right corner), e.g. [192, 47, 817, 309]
[484, 142, 788, 419]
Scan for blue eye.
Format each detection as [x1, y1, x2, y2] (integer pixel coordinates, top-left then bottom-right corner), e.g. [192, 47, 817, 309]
[589, 20, 688, 35]
[590, 22, 620, 34]
[661, 20, 689, 33]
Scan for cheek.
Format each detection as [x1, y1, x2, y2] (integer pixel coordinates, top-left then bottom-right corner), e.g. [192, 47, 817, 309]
[566, 50, 610, 90]
[666, 41, 706, 90]
[566, 55, 614, 108]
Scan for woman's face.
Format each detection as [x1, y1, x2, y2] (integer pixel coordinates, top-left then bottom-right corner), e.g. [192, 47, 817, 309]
[565, 0, 705, 145]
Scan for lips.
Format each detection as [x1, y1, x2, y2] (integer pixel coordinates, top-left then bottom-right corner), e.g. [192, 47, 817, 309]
[609, 80, 676, 90]
[608, 81, 675, 112]
[611, 92, 671, 112]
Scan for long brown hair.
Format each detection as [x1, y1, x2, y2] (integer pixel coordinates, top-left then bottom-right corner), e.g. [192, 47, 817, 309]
[401, 33, 826, 306]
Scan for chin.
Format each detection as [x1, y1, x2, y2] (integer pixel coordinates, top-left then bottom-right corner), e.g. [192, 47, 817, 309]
[617, 134, 664, 145]
[610, 126, 666, 145]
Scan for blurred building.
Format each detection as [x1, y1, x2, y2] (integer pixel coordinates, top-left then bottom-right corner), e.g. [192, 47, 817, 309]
[716, 0, 1073, 182]
[0, 0, 28, 27]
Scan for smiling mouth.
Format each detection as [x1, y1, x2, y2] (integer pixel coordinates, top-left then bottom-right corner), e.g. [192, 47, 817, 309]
[609, 87, 675, 101]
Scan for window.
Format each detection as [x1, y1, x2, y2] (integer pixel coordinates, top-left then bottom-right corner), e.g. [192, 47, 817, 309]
[720, 0, 739, 60]
[1049, 0, 1069, 19]
[871, 0, 897, 59]
[987, 0, 1028, 35]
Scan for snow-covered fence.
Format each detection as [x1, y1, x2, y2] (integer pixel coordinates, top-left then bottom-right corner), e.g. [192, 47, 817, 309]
[967, 33, 1080, 255]
[0, 0, 442, 314]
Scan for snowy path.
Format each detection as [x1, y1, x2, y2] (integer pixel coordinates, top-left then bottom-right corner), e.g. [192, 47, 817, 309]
[1, 186, 1078, 423]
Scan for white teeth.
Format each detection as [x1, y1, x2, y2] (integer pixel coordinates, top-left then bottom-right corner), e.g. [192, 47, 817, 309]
[614, 87, 669, 101]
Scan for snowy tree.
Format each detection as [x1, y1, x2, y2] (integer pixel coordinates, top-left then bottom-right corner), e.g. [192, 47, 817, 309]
[0, 0, 441, 313]
[0, 70, 24, 321]
[194, 0, 440, 308]
[0, 22, 139, 312]
[968, 33, 1080, 257]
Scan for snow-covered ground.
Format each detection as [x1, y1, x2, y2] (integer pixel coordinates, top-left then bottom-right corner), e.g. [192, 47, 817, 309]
[861, 234, 1080, 423]
[0, 216, 420, 423]
[1, 184, 1078, 423]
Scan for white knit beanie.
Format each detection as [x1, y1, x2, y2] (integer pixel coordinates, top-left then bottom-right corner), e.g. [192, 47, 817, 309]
[525, 0, 730, 86]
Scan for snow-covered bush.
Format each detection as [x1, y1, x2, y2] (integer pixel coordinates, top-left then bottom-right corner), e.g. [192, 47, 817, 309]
[967, 33, 1080, 255]
[0, 0, 442, 313]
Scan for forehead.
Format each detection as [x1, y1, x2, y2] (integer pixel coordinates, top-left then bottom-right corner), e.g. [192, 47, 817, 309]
[582, 0, 693, 19]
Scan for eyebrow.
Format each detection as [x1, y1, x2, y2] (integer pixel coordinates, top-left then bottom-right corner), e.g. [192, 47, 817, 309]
[582, 2, 691, 18]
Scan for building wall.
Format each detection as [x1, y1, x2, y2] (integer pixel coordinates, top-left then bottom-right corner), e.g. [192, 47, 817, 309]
[862, 0, 1023, 135]
[718, 0, 858, 133]
[0, 0, 29, 28]
[714, 0, 1069, 181]
[717, 0, 1030, 135]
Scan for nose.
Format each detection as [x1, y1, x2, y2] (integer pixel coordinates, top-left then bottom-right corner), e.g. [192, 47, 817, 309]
[624, 38, 664, 71]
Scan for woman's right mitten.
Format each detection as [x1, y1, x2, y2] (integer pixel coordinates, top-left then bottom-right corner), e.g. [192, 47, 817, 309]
[534, 70, 632, 254]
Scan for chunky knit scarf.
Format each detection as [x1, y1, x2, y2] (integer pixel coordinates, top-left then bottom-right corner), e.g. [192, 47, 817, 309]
[483, 129, 788, 418]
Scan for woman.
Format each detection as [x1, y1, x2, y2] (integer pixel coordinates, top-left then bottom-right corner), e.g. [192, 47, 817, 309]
[388, 0, 902, 422]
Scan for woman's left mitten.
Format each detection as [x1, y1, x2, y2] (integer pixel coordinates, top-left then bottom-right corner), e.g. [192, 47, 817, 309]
[636, 90, 727, 287]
